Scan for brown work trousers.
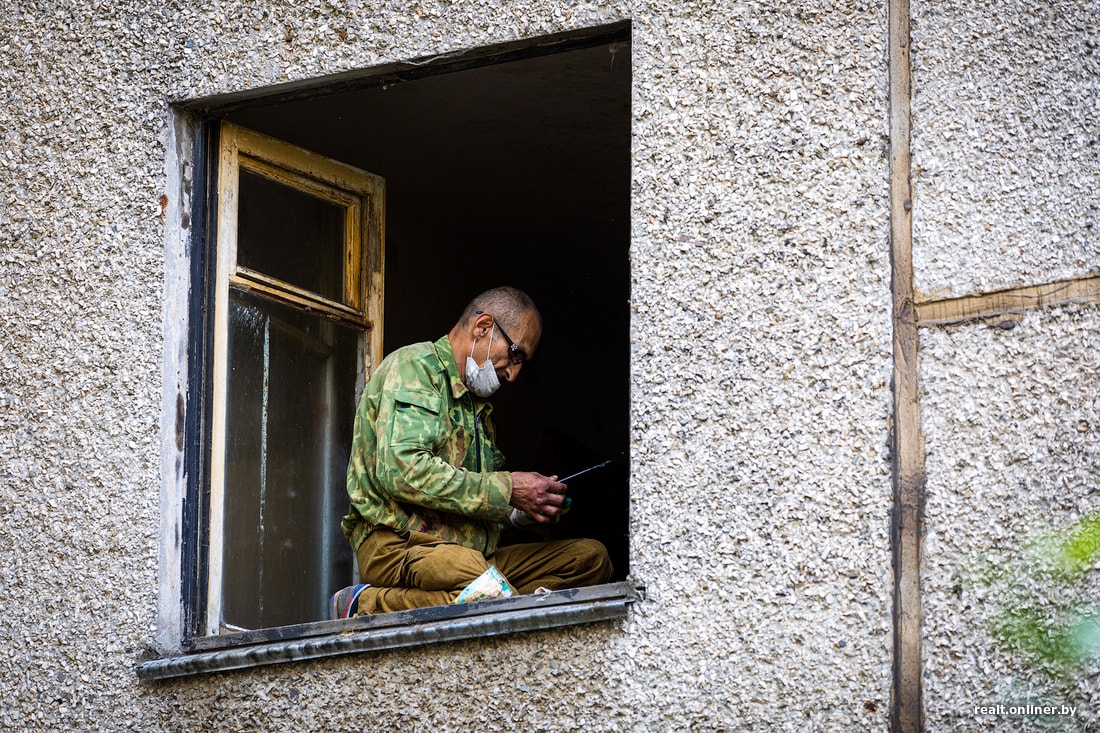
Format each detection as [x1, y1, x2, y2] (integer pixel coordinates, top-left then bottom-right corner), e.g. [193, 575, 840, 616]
[353, 527, 612, 615]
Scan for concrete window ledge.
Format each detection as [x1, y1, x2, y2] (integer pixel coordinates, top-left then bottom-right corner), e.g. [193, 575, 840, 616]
[137, 582, 642, 681]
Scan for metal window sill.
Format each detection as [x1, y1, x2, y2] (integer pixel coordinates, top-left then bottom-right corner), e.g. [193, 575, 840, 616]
[136, 581, 641, 681]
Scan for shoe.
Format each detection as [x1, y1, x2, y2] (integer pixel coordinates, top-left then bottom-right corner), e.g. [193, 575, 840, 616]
[330, 584, 370, 619]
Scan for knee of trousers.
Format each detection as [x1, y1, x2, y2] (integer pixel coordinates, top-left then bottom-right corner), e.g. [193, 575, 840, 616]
[572, 538, 613, 581]
[405, 541, 491, 588]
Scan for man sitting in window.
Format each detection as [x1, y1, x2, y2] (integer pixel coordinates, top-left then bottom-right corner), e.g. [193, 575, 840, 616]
[332, 286, 612, 617]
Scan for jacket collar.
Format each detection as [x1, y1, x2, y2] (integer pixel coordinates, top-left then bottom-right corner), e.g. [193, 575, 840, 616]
[435, 335, 469, 399]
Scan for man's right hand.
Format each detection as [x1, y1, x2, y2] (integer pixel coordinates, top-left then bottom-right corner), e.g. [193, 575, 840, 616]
[509, 471, 567, 524]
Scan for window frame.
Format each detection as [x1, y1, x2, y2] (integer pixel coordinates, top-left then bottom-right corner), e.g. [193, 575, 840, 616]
[152, 21, 636, 675]
[204, 122, 385, 636]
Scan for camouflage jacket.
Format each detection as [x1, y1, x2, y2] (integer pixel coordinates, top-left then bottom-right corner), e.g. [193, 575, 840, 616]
[342, 335, 513, 556]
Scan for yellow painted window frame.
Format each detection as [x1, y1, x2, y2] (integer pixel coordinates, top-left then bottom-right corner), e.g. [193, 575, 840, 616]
[205, 121, 385, 636]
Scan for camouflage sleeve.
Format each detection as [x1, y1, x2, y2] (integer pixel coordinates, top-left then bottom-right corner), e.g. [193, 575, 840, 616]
[374, 363, 512, 521]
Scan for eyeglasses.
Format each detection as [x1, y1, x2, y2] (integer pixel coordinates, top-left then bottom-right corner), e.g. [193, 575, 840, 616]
[476, 310, 527, 365]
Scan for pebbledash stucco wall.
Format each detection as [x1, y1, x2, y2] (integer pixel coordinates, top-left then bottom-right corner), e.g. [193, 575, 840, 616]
[910, 0, 1099, 300]
[921, 305, 1100, 732]
[0, 0, 1094, 732]
[912, 0, 1100, 730]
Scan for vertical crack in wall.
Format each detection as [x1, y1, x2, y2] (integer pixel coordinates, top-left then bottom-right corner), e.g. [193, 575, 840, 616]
[888, 0, 925, 730]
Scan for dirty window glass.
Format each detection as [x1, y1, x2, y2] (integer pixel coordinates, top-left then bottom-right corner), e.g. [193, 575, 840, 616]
[221, 288, 359, 629]
[237, 168, 347, 304]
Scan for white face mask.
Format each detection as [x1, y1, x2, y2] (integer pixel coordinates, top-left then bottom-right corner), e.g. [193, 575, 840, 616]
[464, 328, 500, 397]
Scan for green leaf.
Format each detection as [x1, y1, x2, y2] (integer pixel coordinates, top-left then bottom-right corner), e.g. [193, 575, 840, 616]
[1052, 513, 1100, 581]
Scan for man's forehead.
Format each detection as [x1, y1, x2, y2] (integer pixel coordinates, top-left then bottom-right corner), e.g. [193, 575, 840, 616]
[517, 312, 542, 351]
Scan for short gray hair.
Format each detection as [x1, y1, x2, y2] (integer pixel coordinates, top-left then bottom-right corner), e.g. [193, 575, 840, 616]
[458, 286, 542, 332]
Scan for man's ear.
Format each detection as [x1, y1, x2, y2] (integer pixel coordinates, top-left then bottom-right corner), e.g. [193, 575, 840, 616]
[471, 311, 494, 338]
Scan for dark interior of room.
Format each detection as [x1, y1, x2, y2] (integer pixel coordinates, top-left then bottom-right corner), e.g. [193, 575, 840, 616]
[224, 34, 633, 577]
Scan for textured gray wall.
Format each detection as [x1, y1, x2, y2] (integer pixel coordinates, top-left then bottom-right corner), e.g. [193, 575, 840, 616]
[922, 306, 1100, 732]
[0, 0, 1092, 730]
[912, 0, 1100, 730]
[911, 0, 1099, 299]
[627, 0, 895, 725]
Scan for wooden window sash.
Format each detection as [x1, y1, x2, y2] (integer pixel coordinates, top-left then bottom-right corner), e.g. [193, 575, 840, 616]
[206, 121, 384, 637]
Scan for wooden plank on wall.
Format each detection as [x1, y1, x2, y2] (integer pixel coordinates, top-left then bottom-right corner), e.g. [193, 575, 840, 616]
[915, 275, 1100, 327]
[888, 0, 925, 729]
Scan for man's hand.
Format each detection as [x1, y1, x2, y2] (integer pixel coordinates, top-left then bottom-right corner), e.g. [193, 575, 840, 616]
[509, 471, 567, 524]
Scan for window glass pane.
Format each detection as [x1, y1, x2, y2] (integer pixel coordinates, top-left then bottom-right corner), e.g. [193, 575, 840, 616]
[222, 288, 359, 629]
[237, 168, 347, 303]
